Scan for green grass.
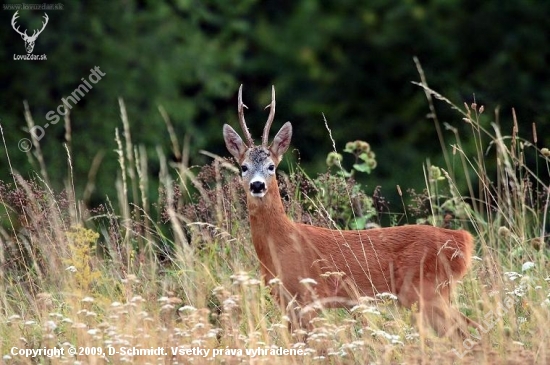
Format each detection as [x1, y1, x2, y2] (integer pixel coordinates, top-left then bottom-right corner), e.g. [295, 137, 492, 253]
[0, 90, 549, 364]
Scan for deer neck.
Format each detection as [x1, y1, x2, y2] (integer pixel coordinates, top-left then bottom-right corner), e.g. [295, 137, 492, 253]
[246, 178, 294, 258]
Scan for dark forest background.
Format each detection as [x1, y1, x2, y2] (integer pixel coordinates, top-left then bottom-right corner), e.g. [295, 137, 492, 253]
[1, 0, 549, 208]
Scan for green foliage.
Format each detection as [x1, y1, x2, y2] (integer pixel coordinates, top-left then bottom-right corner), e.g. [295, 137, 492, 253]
[305, 140, 377, 230]
[343, 140, 377, 176]
[407, 164, 473, 229]
[1, 0, 550, 208]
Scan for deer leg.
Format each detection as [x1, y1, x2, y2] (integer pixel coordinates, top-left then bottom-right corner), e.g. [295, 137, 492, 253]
[420, 285, 475, 339]
[459, 311, 480, 330]
[270, 282, 317, 340]
[299, 303, 319, 330]
[282, 301, 317, 343]
[422, 298, 458, 337]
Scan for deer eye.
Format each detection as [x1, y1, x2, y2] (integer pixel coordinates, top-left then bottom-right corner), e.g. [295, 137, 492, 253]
[268, 164, 275, 172]
[241, 165, 248, 173]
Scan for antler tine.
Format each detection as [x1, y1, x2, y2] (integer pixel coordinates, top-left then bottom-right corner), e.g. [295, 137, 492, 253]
[238, 84, 254, 146]
[37, 13, 49, 35]
[11, 11, 27, 37]
[262, 85, 276, 146]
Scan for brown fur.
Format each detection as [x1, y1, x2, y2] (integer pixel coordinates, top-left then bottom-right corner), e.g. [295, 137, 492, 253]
[247, 171, 477, 337]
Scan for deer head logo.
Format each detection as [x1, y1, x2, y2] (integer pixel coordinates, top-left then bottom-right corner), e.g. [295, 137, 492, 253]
[11, 11, 49, 54]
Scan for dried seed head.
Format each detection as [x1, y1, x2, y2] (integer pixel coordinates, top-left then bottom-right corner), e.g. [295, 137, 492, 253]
[345, 141, 356, 151]
[326, 152, 342, 167]
[498, 226, 511, 237]
[530, 237, 543, 250]
[356, 141, 371, 153]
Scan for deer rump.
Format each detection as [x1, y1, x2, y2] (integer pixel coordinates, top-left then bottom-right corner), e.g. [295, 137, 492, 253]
[260, 224, 473, 310]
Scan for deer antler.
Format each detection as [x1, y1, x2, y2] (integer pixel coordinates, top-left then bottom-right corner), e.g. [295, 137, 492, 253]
[33, 13, 49, 38]
[11, 11, 48, 40]
[238, 85, 254, 146]
[11, 11, 27, 38]
[262, 85, 276, 146]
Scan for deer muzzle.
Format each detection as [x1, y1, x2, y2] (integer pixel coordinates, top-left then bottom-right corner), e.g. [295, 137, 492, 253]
[250, 180, 267, 197]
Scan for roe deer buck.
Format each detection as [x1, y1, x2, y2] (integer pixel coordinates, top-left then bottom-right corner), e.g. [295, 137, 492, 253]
[223, 85, 478, 338]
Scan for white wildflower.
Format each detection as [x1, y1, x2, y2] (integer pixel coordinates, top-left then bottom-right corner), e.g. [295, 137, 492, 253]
[504, 271, 522, 281]
[131, 295, 145, 303]
[299, 278, 318, 285]
[521, 261, 535, 272]
[376, 292, 398, 300]
[160, 304, 175, 311]
[350, 304, 381, 315]
[178, 305, 197, 313]
[44, 320, 57, 331]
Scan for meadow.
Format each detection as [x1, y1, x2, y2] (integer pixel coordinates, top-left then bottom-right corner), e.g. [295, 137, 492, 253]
[0, 89, 549, 364]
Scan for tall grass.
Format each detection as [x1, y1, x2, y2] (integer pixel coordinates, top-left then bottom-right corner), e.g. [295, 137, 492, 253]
[0, 89, 548, 364]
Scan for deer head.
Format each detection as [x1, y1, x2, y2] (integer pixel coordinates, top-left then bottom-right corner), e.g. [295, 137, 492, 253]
[11, 11, 49, 54]
[223, 85, 292, 199]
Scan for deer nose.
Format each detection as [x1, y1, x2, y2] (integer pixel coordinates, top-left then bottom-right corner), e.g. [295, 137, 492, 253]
[250, 181, 266, 194]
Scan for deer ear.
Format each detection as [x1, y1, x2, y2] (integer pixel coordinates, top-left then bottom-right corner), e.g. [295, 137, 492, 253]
[270, 122, 292, 158]
[223, 124, 247, 161]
